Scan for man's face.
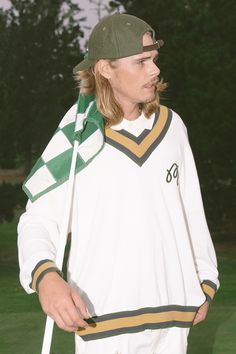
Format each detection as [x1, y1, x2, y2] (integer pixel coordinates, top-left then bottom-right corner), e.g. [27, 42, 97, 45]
[105, 33, 160, 107]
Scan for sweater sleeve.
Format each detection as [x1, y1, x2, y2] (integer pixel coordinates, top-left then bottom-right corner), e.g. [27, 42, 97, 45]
[17, 105, 78, 294]
[17, 180, 69, 294]
[178, 122, 220, 302]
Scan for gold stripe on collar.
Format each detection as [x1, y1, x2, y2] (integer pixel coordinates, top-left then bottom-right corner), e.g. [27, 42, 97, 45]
[105, 105, 168, 158]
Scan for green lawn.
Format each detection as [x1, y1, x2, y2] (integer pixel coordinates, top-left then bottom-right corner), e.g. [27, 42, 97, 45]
[0, 223, 235, 354]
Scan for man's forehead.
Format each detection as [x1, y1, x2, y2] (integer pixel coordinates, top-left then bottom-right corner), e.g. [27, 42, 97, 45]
[132, 49, 158, 60]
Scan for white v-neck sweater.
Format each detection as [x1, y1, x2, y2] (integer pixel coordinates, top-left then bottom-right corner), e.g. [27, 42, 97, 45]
[18, 106, 219, 342]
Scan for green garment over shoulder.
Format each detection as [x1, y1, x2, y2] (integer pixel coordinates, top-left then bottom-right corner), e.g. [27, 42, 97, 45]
[23, 94, 105, 202]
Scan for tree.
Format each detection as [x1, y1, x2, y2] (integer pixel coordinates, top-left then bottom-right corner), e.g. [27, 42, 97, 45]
[109, 0, 236, 233]
[89, 0, 111, 21]
[0, 0, 85, 172]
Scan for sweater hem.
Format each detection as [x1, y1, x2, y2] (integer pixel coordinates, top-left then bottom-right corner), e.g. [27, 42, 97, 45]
[76, 304, 198, 341]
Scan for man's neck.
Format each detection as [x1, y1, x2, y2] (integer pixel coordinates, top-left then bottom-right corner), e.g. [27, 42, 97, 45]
[117, 98, 141, 121]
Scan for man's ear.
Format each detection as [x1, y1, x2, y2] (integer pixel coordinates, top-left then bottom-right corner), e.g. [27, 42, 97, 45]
[96, 59, 113, 79]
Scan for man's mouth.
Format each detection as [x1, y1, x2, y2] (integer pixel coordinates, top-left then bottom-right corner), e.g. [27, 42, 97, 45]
[143, 79, 158, 89]
[144, 83, 156, 89]
[144, 84, 154, 88]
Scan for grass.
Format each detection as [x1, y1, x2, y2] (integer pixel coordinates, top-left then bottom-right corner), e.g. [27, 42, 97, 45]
[0, 222, 74, 354]
[0, 222, 235, 354]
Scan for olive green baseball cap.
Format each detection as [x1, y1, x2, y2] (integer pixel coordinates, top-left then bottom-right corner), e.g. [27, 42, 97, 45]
[73, 13, 164, 73]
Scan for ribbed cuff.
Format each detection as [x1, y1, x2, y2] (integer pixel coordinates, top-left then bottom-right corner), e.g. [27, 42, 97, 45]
[30, 259, 63, 293]
[201, 280, 217, 303]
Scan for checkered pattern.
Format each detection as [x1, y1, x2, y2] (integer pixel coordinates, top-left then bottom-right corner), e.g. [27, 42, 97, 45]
[23, 94, 105, 202]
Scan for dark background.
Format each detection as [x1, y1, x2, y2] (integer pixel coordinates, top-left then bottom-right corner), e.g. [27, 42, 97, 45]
[0, 0, 235, 239]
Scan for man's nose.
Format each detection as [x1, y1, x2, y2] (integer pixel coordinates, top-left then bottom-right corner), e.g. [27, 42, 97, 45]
[150, 62, 160, 77]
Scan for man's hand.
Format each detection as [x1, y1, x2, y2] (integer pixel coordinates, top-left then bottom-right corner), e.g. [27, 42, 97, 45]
[193, 300, 209, 326]
[38, 272, 89, 332]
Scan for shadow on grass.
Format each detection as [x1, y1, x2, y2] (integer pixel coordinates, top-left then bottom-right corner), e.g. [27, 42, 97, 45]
[188, 306, 235, 354]
[188, 243, 236, 354]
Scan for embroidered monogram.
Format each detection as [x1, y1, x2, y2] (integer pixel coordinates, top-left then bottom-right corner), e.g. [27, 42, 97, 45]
[166, 163, 179, 185]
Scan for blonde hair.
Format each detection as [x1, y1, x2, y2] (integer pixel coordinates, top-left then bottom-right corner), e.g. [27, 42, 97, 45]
[74, 62, 167, 128]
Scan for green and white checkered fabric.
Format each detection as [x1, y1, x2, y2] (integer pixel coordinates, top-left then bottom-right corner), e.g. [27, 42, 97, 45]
[23, 94, 105, 202]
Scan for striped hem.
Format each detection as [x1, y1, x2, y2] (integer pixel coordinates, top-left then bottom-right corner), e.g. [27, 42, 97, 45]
[201, 280, 217, 302]
[76, 305, 198, 341]
[30, 259, 63, 292]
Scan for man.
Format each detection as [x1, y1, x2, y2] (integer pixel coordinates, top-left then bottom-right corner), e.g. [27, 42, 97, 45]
[18, 13, 219, 354]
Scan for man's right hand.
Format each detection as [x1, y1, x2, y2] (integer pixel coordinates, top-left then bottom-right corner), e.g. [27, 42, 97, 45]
[38, 272, 89, 332]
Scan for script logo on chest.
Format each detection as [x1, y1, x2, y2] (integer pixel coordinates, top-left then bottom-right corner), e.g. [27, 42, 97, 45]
[166, 163, 179, 185]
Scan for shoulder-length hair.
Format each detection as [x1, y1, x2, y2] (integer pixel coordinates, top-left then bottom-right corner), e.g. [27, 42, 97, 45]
[74, 62, 167, 128]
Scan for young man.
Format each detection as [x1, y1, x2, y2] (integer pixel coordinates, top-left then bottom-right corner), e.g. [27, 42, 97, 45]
[18, 13, 219, 354]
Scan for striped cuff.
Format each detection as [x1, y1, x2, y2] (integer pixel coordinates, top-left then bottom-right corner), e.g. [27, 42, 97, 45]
[201, 280, 217, 303]
[30, 259, 63, 293]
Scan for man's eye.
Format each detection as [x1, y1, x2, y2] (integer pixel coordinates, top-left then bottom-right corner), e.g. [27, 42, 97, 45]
[138, 59, 145, 64]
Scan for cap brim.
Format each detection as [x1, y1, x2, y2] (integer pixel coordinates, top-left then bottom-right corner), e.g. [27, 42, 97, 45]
[73, 57, 96, 74]
[143, 40, 164, 52]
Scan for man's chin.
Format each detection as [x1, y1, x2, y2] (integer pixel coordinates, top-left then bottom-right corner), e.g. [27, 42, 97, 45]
[139, 94, 156, 104]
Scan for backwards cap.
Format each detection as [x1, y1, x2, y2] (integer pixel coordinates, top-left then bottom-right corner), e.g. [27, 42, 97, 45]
[73, 13, 164, 72]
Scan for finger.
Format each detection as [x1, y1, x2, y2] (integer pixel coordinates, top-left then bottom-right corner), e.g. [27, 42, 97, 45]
[193, 313, 204, 325]
[71, 291, 90, 319]
[61, 301, 89, 329]
[193, 318, 200, 326]
[46, 302, 88, 331]
[59, 308, 81, 330]
[54, 312, 76, 332]
[44, 306, 77, 332]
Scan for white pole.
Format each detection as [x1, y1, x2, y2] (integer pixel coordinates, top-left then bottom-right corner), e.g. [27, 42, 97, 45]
[41, 140, 79, 354]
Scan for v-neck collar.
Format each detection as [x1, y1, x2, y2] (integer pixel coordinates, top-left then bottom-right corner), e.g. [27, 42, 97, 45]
[104, 105, 172, 166]
[111, 112, 155, 137]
